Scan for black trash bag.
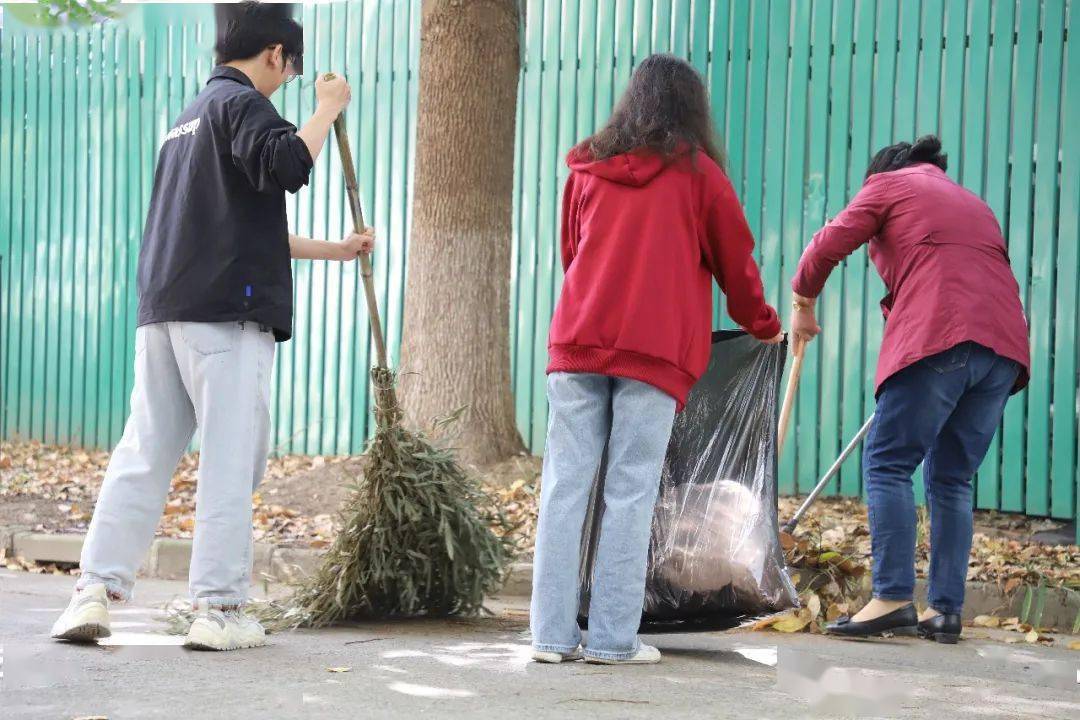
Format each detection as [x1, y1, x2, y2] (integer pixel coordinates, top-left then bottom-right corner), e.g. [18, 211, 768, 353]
[578, 330, 798, 632]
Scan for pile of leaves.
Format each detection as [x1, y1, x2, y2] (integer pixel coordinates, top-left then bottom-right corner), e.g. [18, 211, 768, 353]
[752, 497, 1080, 635]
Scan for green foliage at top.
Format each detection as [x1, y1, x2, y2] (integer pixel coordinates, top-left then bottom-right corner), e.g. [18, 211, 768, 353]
[7, 1, 119, 28]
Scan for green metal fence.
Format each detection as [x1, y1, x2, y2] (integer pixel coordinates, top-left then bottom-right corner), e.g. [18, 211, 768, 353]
[1, 1, 1077, 529]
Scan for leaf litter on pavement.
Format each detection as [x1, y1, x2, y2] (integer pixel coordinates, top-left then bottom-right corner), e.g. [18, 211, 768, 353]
[2, 442, 1076, 640]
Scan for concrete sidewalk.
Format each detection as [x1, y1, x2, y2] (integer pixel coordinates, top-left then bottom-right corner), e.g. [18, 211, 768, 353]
[2, 570, 1078, 719]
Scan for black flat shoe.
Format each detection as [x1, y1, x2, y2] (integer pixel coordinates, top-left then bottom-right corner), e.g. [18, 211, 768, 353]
[825, 604, 918, 638]
[918, 613, 961, 644]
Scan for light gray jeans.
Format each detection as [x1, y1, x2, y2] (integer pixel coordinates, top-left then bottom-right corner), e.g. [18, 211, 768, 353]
[77, 321, 275, 607]
[530, 372, 676, 660]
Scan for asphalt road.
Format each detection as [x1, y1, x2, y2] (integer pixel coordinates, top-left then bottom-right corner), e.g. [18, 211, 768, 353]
[2, 571, 1078, 719]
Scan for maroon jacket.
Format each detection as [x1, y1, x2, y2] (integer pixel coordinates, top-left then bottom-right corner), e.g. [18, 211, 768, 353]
[792, 163, 1030, 393]
[548, 146, 781, 409]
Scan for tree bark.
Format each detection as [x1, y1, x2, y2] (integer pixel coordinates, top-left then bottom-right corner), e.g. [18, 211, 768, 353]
[398, 0, 525, 467]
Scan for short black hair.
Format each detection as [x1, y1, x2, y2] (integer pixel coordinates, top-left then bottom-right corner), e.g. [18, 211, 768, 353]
[214, 1, 304, 73]
[865, 135, 947, 179]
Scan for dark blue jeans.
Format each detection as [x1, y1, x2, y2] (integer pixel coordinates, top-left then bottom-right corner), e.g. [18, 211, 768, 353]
[863, 342, 1019, 614]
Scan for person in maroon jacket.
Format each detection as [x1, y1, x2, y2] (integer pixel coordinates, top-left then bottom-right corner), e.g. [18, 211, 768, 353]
[791, 136, 1030, 643]
[530, 54, 782, 666]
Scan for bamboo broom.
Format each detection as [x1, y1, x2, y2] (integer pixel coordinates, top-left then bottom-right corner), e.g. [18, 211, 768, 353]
[254, 87, 514, 629]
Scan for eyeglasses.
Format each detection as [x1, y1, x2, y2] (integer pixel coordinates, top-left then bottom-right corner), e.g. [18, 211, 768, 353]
[284, 55, 300, 84]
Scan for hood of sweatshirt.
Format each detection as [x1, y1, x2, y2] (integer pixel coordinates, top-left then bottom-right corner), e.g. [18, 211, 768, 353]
[566, 145, 672, 187]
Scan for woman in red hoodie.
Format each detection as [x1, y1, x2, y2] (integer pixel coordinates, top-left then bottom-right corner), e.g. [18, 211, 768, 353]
[530, 55, 782, 666]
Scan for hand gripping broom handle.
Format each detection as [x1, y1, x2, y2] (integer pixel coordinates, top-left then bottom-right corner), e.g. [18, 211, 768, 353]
[776, 336, 805, 457]
[330, 111, 388, 371]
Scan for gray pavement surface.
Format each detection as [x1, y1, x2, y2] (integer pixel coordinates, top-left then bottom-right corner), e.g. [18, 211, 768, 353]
[1, 571, 1078, 719]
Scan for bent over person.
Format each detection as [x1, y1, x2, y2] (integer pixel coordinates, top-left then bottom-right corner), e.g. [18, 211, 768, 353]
[791, 136, 1030, 644]
[51, 1, 373, 651]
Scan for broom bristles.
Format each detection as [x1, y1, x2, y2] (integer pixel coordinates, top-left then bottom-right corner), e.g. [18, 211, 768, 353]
[256, 367, 515, 630]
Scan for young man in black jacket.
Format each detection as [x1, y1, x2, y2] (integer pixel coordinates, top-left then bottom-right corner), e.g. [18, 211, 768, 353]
[51, 2, 373, 651]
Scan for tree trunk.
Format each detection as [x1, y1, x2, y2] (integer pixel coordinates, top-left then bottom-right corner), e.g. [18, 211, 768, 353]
[398, 0, 525, 467]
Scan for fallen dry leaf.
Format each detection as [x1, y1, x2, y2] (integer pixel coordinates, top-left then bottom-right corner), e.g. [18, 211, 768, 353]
[1068, 640, 1080, 651]
[1003, 577, 1022, 594]
[773, 608, 813, 633]
[806, 593, 821, 620]
[326, 667, 351, 673]
[973, 615, 1001, 628]
[1024, 629, 1039, 643]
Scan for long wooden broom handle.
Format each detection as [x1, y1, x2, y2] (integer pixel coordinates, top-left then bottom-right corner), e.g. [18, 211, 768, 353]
[777, 335, 805, 458]
[329, 110, 388, 371]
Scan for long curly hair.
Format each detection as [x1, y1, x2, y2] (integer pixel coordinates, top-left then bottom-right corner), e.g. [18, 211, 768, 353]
[581, 54, 725, 168]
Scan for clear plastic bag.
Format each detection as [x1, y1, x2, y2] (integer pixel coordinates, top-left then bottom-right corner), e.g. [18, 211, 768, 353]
[578, 330, 798, 632]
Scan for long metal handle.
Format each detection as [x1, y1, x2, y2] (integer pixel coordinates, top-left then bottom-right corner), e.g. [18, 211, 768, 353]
[781, 413, 875, 535]
[331, 113, 388, 370]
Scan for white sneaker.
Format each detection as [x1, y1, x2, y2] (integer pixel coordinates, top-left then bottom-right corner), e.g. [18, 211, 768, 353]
[584, 642, 662, 665]
[183, 601, 267, 651]
[51, 584, 112, 642]
[532, 645, 584, 663]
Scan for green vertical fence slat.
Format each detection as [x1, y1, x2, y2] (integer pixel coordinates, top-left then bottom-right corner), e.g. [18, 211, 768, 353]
[742, 0, 769, 260]
[709, 0, 732, 330]
[958, 0, 992, 495]
[761, 0, 789, 313]
[552, 0, 580, 309]
[529, 0, 568, 452]
[821, 0, 853, 496]
[961, 1, 990, 195]
[779, 0, 811, 494]
[670, 0, 690, 58]
[917, 0, 944, 138]
[688, 0, 708, 73]
[1053, 0, 1080, 525]
[72, 30, 90, 444]
[57, 32, 76, 444]
[633, 0, 653, 63]
[24, 31, 39, 438]
[108, 28, 124, 445]
[575, 0, 597, 140]
[724, 0, 748, 207]
[594, 0, 615, 131]
[977, 0, 1016, 509]
[1025, 0, 1066, 517]
[2, 2, 1077, 534]
[1002, 2, 1040, 513]
[99, 24, 117, 446]
[939, 0, 965, 179]
[513, 0, 543, 445]
[860, 0, 892, 497]
[652, 0, 671, 54]
[124, 28, 141, 424]
[839, 0, 875, 496]
[328, 1, 349, 452]
[612, 0, 632, 95]
[760, 0, 789, 480]
[44, 30, 63, 444]
[798, 0, 833, 491]
[0, 32, 14, 440]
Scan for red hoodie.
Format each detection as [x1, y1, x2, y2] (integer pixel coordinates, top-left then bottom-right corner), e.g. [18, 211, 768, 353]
[547, 146, 781, 410]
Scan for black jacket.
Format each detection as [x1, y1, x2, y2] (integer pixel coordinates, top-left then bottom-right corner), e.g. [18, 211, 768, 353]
[136, 66, 313, 341]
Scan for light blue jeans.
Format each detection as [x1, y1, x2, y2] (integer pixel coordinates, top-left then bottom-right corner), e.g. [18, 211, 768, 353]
[77, 321, 275, 608]
[530, 372, 676, 660]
